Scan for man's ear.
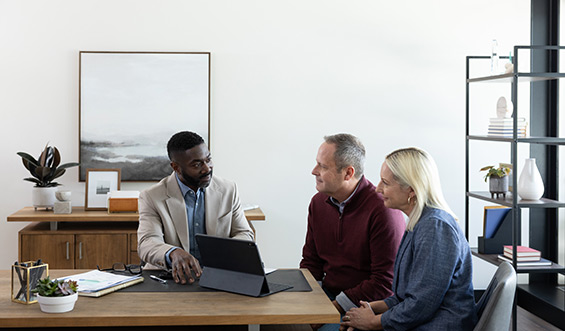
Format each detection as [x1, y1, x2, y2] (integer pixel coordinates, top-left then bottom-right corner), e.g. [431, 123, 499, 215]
[343, 166, 356, 181]
[170, 161, 179, 173]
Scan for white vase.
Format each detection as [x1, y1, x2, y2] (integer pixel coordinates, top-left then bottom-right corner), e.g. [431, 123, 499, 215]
[518, 158, 545, 200]
[32, 187, 57, 209]
[37, 292, 78, 313]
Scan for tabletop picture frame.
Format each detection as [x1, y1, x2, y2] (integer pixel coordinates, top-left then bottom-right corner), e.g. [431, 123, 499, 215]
[79, 51, 211, 182]
[85, 169, 121, 211]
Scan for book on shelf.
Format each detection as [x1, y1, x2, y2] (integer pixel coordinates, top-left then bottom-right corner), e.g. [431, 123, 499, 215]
[59, 270, 144, 297]
[488, 125, 527, 131]
[497, 254, 552, 267]
[489, 117, 527, 123]
[503, 245, 541, 257]
[487, 117, 528, 137]
[503, 245, 541, 261]
[487, 132, 527, 138]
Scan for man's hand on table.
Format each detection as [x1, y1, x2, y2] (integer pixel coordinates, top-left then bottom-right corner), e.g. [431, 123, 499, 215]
[169, 248, 202, 284]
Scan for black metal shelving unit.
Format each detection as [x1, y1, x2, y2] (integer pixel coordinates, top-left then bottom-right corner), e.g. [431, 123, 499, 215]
[465, 45, 565, 331]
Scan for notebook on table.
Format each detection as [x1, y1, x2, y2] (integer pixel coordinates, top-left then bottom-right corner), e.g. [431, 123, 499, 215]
[195, 234, 292, 297]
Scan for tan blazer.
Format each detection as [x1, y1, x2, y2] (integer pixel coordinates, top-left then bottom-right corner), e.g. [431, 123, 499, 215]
[137, 172, 254, 269]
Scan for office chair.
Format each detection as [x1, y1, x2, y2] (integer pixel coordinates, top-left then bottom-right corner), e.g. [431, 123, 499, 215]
[473, 261, 517, 331]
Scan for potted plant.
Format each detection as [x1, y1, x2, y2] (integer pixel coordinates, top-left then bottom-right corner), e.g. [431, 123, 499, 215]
[480, 165, 511, 199]
[17, 144, 79, 209]
[32, 277, 78, 313]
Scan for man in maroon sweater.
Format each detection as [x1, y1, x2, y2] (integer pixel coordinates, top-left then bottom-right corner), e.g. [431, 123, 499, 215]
[300, 133, 405, 331]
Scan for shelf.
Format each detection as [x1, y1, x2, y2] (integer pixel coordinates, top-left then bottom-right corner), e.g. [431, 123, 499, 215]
[517, 283, 565, 329]
[467, 72, 565, 83]
[467, 135, 565, 145]
[467, 192, 565, 208]
[472, 249, 565, 274]
[7, 206, 265, 222]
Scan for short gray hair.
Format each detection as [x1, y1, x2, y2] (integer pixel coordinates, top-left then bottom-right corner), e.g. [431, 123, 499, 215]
[324, 133, 365, 178]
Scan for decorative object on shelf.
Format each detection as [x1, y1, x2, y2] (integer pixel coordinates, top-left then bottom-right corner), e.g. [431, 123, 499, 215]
[32, 277, 78, 313]
[79, 51, 211, 182]
[107, 191, 139, 213]
[54, 190, 72, 214]
[498, 162, 513, 192]
[480, 165, 511, 198]
[17, 144, 79, 210]
[11, 260, 48, 304]
[517, 158, 544, 200]
[496, 96, 513, 119]
[85, 168, 121, 211]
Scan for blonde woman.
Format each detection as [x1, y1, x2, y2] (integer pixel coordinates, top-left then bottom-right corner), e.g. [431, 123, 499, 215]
[341, 147, 477, 330]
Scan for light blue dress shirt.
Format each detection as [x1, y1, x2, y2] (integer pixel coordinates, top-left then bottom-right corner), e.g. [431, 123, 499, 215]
[165, 174, 206, 266]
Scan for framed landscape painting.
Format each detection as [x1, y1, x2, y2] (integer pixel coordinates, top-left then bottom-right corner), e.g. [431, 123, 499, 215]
[79, 51, 210, 181]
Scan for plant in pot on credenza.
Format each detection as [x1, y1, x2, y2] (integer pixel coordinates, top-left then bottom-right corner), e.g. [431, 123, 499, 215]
[17, 144, 79, 210]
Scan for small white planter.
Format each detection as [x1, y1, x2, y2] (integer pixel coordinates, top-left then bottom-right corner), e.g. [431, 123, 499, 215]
[37, 293, 78, 313]
[32, 187, 57, 209]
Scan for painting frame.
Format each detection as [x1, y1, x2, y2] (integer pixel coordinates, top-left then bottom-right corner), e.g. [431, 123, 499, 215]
[85, 168, 122, 211]
[79, 51, 211, 182]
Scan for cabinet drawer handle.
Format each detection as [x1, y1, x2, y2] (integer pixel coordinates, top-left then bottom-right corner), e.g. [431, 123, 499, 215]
[79, 242, 83, 260]
[66, 242, 70, 260]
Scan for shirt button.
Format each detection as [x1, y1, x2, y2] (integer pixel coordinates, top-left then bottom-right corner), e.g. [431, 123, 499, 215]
[195, 223, 199, 226]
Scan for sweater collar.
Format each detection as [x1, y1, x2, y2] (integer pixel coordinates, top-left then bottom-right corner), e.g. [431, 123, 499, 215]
[325, 176, 372, 211]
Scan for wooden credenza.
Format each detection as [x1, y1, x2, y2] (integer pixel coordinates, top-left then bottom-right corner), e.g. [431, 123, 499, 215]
[8, 207, 265, 269]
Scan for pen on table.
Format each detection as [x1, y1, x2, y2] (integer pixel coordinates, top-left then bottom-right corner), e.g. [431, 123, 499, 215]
[150, 275, 167, 284]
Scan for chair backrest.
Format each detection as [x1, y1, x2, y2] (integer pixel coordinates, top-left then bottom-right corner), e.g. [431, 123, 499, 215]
[473, 261, 517, 331]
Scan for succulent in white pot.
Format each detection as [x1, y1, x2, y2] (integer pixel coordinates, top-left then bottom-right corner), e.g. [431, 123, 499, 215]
[32, 277, 79, 313]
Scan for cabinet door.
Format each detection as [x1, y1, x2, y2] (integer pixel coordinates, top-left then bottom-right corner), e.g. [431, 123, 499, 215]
[75, 234, 128, 269]
[20, 234, 75, 269]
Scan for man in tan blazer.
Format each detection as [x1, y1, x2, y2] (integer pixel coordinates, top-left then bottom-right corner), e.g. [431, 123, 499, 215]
[138, 131, 254, 284]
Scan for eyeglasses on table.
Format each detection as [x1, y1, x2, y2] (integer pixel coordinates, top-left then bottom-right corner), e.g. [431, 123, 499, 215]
[97, 262, 142, 275]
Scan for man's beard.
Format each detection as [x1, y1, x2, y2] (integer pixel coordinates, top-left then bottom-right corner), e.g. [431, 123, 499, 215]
[181, 170, 213, 189]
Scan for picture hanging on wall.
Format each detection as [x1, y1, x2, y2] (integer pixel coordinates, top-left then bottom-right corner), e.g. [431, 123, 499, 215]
[85, 168, 121, 211]
[79, 51, 211, 181]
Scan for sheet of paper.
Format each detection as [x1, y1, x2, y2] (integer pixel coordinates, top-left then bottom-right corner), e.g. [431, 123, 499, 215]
[60, 270, 142, 293]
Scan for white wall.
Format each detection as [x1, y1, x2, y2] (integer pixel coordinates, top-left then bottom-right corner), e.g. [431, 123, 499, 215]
[0, 0, 530, 289]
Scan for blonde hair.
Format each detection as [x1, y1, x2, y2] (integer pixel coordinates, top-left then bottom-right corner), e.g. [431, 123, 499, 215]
[385, 147, 455, 231]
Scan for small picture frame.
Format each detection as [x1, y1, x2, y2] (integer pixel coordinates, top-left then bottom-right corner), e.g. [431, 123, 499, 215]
[85, 169, 121, 211]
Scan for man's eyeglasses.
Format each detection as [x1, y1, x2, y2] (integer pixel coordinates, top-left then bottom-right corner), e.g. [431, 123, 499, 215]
[97, 262, 142, 275]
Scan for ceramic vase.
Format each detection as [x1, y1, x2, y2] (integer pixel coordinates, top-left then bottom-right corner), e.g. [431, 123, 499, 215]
[37, 292, 78, 313]
[518, 158, 544, 200]
[31, 187, 57, 209]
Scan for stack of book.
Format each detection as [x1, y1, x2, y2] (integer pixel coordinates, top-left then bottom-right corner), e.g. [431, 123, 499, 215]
[498, 245, 552, 267]
[487, 118, 527, 137]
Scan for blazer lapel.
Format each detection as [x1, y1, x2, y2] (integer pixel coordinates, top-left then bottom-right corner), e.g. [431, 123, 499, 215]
[205, 177, 223, 235]
[392, 231, 411, 293]
[165, 173, 189, 251]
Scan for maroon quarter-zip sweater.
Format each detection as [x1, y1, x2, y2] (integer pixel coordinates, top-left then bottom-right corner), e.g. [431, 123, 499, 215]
[300, 177, 405, 305]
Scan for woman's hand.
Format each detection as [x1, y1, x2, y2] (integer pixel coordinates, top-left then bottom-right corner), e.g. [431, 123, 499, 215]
[340, 301, 382, 330]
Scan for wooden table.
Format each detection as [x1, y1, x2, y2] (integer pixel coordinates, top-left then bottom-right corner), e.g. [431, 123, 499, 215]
[0, 269, 339, 329]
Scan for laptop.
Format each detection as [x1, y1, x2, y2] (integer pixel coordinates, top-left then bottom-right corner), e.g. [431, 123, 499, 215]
[195, 234, 292, 297]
